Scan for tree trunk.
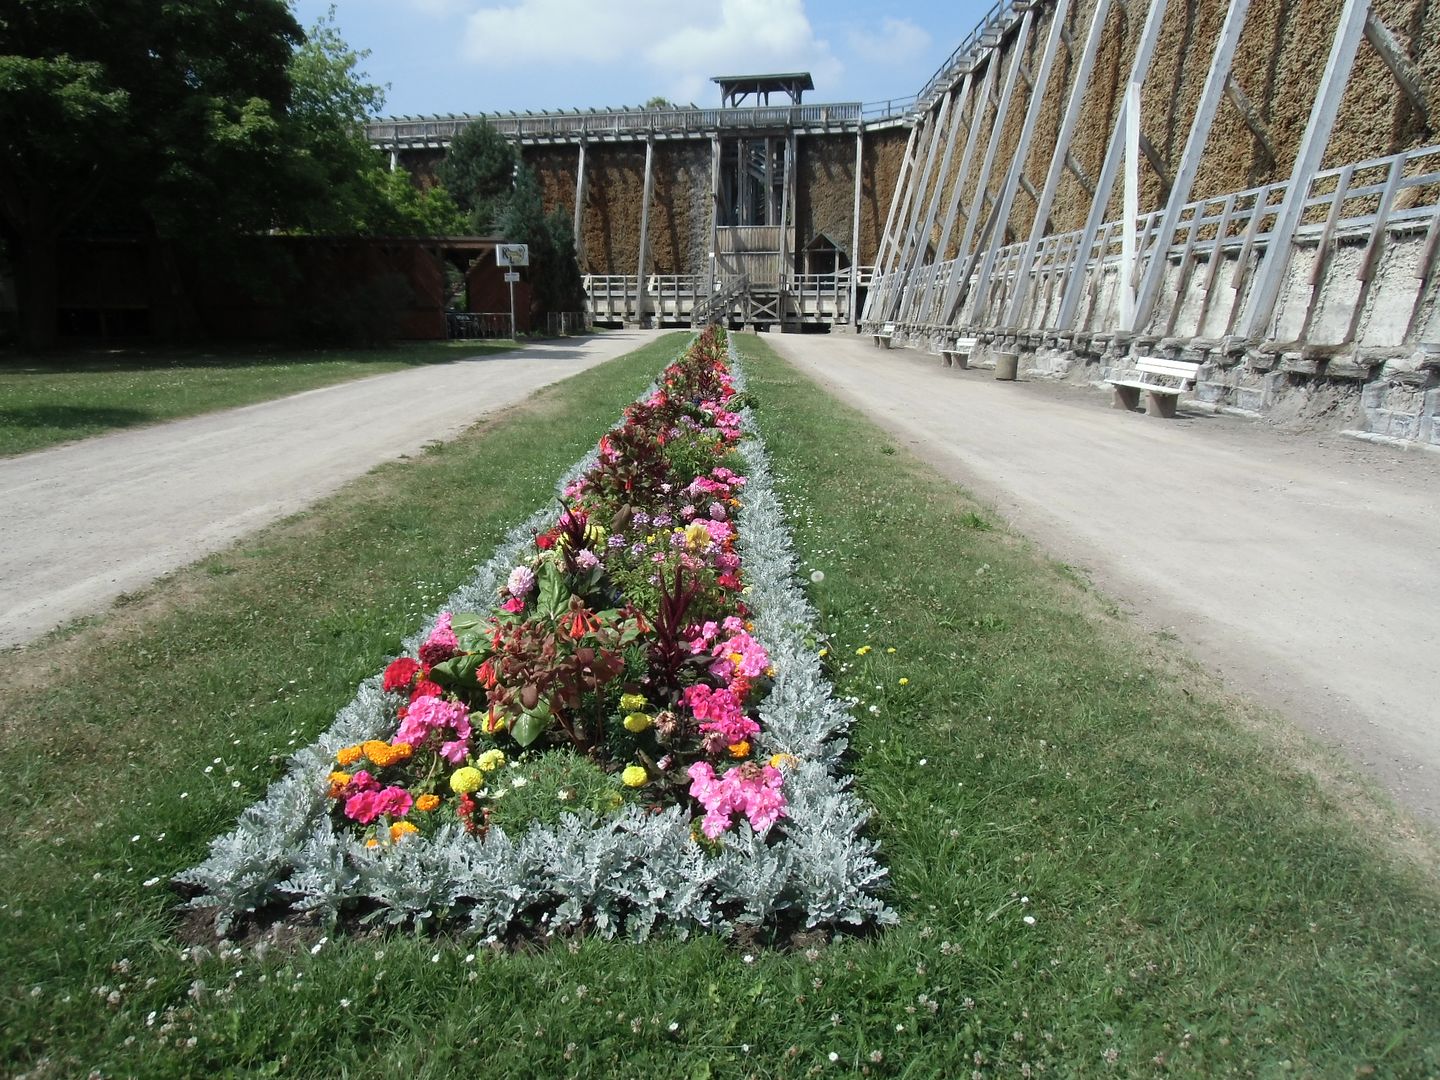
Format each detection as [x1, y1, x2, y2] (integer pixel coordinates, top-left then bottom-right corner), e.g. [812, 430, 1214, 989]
[13, 226, 59, 351]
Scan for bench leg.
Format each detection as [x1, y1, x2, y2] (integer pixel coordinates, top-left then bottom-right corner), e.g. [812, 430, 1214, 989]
[1145, 391, 1178, 418]
[941, 351, 953, 368]
[1111, 385, 1141, 411]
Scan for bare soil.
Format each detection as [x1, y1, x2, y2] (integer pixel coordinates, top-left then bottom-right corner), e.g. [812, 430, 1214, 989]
[766, 330, 1440, 827]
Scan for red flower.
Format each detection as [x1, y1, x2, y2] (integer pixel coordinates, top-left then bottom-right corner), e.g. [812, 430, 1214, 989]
[536, 532, 555, 550]
[410, 679, 443, 702]
[382, 657, 421, 693]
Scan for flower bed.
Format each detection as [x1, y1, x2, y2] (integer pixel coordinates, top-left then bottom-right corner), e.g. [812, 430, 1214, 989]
[177, 329, 892, 941]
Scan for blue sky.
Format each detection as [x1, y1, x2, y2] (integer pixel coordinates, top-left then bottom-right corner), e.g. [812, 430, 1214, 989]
[293, 1, 996, 117]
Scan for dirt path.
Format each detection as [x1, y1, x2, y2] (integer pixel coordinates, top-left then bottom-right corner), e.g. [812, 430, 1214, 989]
[0, 331, 661, 649]
[766, 332, 1440, 825]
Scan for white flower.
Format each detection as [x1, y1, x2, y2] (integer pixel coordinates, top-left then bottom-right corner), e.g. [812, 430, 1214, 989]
[810, 570, 825, 584]
[828, 1052, 839, 1063]
[1023, 915, 1036, 926]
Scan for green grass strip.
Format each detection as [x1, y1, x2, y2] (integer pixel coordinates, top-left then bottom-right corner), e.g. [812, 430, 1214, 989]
[0, 330, 1435, 1078]
[0, 340, 518, 456]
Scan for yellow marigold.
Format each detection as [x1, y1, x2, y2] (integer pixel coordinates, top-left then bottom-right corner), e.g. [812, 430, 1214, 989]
[769, 753, 798, 770]
[855, 645, 872, 656]
[450, 767, 485, 794]
[481, 712, 508, 735]
[327, 772, 351, 798]
[336, 745, 364, 767]
[618, 692, 649, 713]
[899, 677, 909, 686]
[621, 765, 648, 788]
[415, 794, 441, 812]
[365, 838, 379, 849]
[623, 712, 652, 733]
[728, 740, 751, 759]
[476, 748, 506, 772]
[390, 821, 419, 842]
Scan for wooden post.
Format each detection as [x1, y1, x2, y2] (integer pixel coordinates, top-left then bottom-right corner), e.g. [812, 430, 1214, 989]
[966, 0, 1074, 327]
[1004, 0, 1114, 326]
[1056, 0, 1170, 330]
[938, 7, 1035, 328]
[1131, 0, 1254, 332]
[1243, 0, 1370, 341]
[635, 137, 655, 325]
[1120, 81, 1141, 330]
[777, 132, 795, 328]
[573, 139, 588, 272]
[918, 59, 997, 325]
[850, 124, 864, 325]
[709, 135, 722, 296]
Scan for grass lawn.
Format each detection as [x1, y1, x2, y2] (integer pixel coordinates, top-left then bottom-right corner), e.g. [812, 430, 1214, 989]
[0, 339, 521, 457]
[0, 331, 1436, 1078]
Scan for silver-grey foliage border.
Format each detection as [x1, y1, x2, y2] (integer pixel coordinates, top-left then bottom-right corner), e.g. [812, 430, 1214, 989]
[176, 336, 894, 941]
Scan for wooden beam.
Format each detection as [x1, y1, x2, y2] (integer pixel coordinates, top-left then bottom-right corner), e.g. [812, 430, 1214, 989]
[889, 88, 955, 315]
[1132, 0, 1254, 333]
[939, 6, 1035, 326]
[1056, 0, 1170, 329]
[573, 139, 588, 271]
[897, 79, 972, 327]
[1224, 75, 1278, 166]
[635, 136, 655, 324]
[963, 0, 1072, 327]
[1004, 0, 1115, 327]
[1244, 0, 1370, 341]
[1364, 11, 1428, 127]
[850, 124, 864, 324]
[1120, 81, 1142, 329]
[1136, 132, 1172, 191]
[709, 134, 721, 294]
[1065, 151, 1095, 196]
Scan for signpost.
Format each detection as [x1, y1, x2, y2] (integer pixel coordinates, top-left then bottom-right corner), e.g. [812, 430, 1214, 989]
[496, 244, 530, 340]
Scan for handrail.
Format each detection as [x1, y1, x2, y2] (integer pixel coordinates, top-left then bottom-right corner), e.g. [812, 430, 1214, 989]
[368, 102, 864, 146]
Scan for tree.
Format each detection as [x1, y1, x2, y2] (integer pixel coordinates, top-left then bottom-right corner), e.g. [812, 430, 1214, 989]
[276, 9, 464, 237]
[437, 120, 517, 235]
[0, 0, 304, 348]
[498, 165, 585, 316]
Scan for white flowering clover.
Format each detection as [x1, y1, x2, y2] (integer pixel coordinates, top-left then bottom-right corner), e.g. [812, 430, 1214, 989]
[176, 335, 893, 940]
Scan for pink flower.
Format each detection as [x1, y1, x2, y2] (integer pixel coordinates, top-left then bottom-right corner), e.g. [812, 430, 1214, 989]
[439, 739, 470, 764]
[684, 683, 759, 749]
[686, 761, 787, 837]
[394, 694, 471, 749]
[506, 565, 536, 599]
[575, 548, 599, 569]
[710, 631, 770, 680]
[419, 612, 460, 666]
[501, 596, 525, 614]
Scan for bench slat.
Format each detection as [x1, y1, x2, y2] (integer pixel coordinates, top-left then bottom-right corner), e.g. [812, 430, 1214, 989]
[1107, 378, 1184, 395]
[1135, 357, 1201, 377]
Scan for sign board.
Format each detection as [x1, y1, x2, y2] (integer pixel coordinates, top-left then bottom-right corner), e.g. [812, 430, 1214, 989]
[503, 271, 520, 282]
[496, 244, 530, 267]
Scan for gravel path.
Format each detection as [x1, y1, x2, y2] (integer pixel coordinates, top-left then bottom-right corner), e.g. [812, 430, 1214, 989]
[767, 332, 1440, 825]
[0, 331, 660, 649]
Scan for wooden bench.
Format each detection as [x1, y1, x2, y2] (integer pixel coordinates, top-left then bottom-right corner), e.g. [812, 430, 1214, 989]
[1105, 356, 1202, 418]
[872, 321, 896, 348]
[941, 336, 979, 368]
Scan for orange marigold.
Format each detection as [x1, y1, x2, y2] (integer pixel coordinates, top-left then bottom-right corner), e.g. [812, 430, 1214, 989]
[728, 740, 751, 759]
[327, 771, 351, 798]
[362, 740, 413, 767]
[415, 794, 441, 812]
[390, 821, 419, 841]
[336, 745, 364, 767]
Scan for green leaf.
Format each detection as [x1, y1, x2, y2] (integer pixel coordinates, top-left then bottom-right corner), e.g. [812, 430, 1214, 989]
[510, 704, 551, 747]
[430, 652, 483, 688]
[536, 560, 568, 621]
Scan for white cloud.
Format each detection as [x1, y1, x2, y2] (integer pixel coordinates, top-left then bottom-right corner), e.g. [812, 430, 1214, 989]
[460, 0, 841, 105]
[849, 16, 930, 65]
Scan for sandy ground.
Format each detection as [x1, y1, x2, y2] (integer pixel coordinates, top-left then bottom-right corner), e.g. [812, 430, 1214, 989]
[0, 330, 660, 649]
[766, 332, 1440, 826]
